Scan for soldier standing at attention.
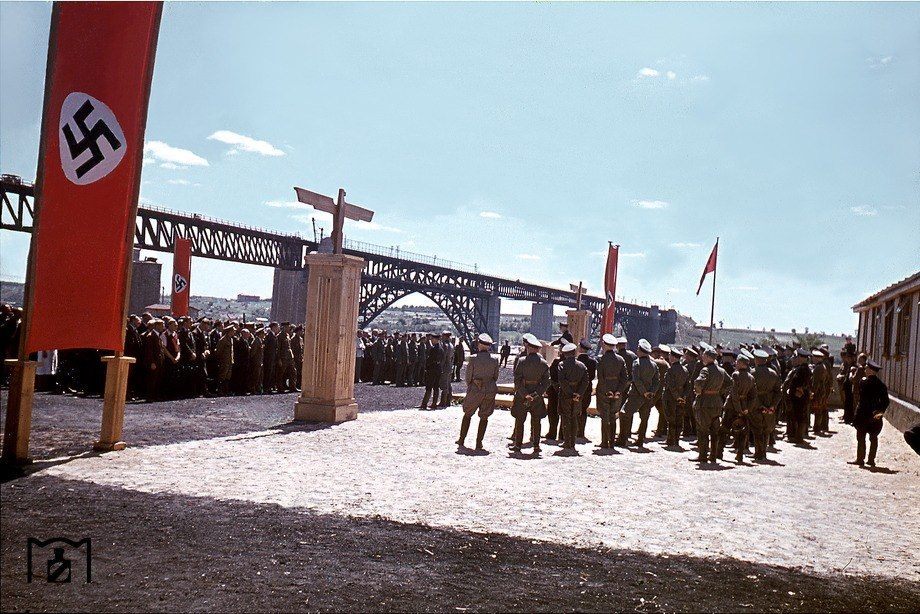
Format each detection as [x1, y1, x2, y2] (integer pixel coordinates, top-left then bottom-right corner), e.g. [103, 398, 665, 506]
[783, 348, 813, 443]
[681, 347, 702, 437]
[661, 347, 690, 447]
[575, 340, 597, 439]
[837, 348, 857, 424]
[414, 333, 427, 387]
[557, 343, 590, 450]
[249, 327, 265, 394]
[500, 340, 511, 368]
[262, 322, 278, 393]
[848, 359, 889, 467]
[595, 334, 628, 449]
[458, 333, 499, 450]
[849, 353, 868, 412]
[142, 319, 166, 401]
[544, 352, 563, 441]
[809, 349, 830, 435]
[692, 347, 729, 463]
[393, 332, 409, 387]
[215, 323, 236, 396]
[751, 349, 781, 461]
[276, 322, 295, 392]
[511, 333, 550, 455]
[420, 333, 445, 409]
[616, 337, 637, 380]
[718, 352, 756, 463]
[192, 319, 210, 397]
[371, 331, 386, 385]
[406, 334, 418, 386]
[439, 332, 455, 407]
[453, 339, 465, 383]
[651, 345, 671, 438]
[618, 339, 660, 449]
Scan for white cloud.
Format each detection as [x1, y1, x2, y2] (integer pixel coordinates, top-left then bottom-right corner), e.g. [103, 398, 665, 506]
[516, 254, 541, 261]
[633, 199, 669, 210]
[850, 205, 878, 217]
[867, 55, 894, 70]
[167, 179, 191, 186]
[620, 252, 646, 258]
[690, 75, 710, 83]
[143, 140, 209, 167]
[637, 67, 660, 78]
[670, 241, 701, 248]
[666, 71, 677, 80]
[265, 200, 306, 209]
[479, 211, 502, 219]
[207, 130, 284, 157]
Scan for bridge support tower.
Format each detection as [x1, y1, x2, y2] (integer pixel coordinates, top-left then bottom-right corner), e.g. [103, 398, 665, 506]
[531, 302, 554, 342]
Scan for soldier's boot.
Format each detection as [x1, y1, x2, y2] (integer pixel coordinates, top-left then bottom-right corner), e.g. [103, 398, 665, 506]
[457, 413, 472, 447]
[599, 419, 609, 448]
[531, 420, 542, 454]
[430, 389, 440, 409]
[511, 418, 524, 452]
[476, 419, 488, 450]
[420, 389, 431, 409]
[867, 435, 878, 467]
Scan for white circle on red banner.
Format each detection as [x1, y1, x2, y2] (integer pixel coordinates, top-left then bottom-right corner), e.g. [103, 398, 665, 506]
[58, 92, 127, 185]
[174, 273, 188, 294]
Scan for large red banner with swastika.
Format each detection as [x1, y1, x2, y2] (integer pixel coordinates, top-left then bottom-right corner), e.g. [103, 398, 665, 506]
[602, 244, 619, 334]
[170, 236, 191, 317]
[25, 2, 163, 353]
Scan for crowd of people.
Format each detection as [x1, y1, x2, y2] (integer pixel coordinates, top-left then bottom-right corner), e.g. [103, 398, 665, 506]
[457, 322, 893, 467]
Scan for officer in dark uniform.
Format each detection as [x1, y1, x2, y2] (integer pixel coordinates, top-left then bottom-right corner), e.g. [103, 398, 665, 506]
[575, 339, 597, 439]
[783, 348, 813, 443]
[420, 333, 445, 409]
[595, 333, 628, 448]
[544, 352, 563, 440]
[848, 359, 889, 467]
[550, 322, 574, 347]
[458, 333, 499, 450]
[393, 332, 408, 387]
[557, 343, 590, 450]
[511, 333, 550, 454]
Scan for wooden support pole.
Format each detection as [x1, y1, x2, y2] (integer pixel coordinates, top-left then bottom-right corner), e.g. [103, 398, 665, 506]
[94, 354, 136, 452]
[1, 359, 38, 465]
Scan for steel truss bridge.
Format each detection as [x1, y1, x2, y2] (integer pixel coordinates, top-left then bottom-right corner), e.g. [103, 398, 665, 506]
[1, 177, 676, 346]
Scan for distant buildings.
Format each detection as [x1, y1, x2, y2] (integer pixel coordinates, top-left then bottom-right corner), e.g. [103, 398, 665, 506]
[237, 294, 261, 302]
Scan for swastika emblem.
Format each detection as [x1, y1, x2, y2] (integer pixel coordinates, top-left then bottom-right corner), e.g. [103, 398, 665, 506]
[173, 273, 188, 294]
[58, 92, 127, 185]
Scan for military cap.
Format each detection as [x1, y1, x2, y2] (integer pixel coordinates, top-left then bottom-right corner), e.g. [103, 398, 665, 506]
[670, 347, 683, 357]
[795, 348, 810, 357]
[722, 349, 736, 357]
[638, 339, 652, 353]
[616, 336, 628, 345]
[765, 346, 777, 356]
[736, 354, 751, 364]
[561, 342, 578, 353]
[559, 322, 569, 328]
[740, 349, 755, 361]
[818, 347, 829, 356]
[477, 333, 494, 345]
[753, 349, 769, 359]
[704, 348, 719, 358]
[811, 350, 824, 357]
[427, 332, 437, 338]
[657, 344, 671, 353]
[522, 333, 541, 348]
[602, 333, 617, 346]
[579, 339, 592, 350]
[441, 330, 452, 336]
[866, 359, 882, 371]
[281, 321, 291, 326]
[700, 342, 713, 352]
[684, 347, 699, 357]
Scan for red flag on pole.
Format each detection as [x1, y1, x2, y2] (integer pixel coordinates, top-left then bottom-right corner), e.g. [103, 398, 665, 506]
[602, 244, 619, 334]
[696, 240, 718, 295]
[25, 2, 163, 353]
[171, 237, 192, 317]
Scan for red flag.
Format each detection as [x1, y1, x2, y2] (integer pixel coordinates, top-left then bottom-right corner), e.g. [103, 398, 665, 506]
[696, 240, 718, 295]
[25, 2, 163, 353]
[171, 237, 192, 317]
[602, 244, 619, 334]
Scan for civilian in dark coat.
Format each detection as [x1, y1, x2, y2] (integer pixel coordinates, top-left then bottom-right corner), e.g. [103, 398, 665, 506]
[420, 335, 445, 409]
[849, 361, 889, 467]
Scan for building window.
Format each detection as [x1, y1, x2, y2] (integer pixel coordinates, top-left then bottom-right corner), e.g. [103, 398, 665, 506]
[895, 293, 913, 357]
[883, 300, 895, 357]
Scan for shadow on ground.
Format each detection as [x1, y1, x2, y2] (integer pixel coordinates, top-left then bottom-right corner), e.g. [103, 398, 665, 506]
[2, 475, 918, 613]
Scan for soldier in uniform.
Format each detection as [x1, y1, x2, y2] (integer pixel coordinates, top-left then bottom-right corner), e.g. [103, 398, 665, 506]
[692, 347, 729, 463]
[809, 349, 830, 435]
[420, 333, 445, 409]
[231, 326, 251, 395]
[661, 346, 691, 447]
[292, 324, 304, 391]
[510, 333, 550, 454]
[393, 332, 409, 387]
[557, 343, 590, 450]
[414, 332, 427, 388]
[783, 348, 813, 443]
[616, 337, 637, 380]
[837, 348, 857, 424]
[458, 333, 499, 450]
[618, 339, 660, 449]
[371, 331, 386, 385]
[215, 323, 235, 395]
[141, 319, 165, 401]
[438, 331, 455, 407]
[575, 339, 597, 439]
[276, 322, 295, 392]
[595, 333, 628, 448]
[192, 319, 210, 397]
[651, 345, 671, 438]
[500, 340, 512, 368]
[543, 352, 563, 440]
[124, 314, 143, 400]
[262, 322, 278, 393]
[848, 360, 889, 467]
[407, 334, 418, 386]
[249, 327, 265, 394]
[751, 348, 781, 461]
[453, 339, 465, 383]
[682, 347, 702, 437]
[551, 322, 574, 346]
[718, 352, 756, 463]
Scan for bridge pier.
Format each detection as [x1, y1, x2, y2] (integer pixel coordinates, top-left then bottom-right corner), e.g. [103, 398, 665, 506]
[481, 295, 501, 347]
[531, 302, 554, 342]
[270, 268, 308, 324]
[649, 305, 661, 346]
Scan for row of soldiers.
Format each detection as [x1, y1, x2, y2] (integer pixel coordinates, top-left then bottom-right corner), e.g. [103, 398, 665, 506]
[459, 329, 889, 465]
[355, 329, 467, 408]
[124, 313, 304, 401]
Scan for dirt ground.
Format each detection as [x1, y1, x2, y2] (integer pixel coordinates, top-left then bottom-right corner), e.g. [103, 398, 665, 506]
[2, 378, 919, 612]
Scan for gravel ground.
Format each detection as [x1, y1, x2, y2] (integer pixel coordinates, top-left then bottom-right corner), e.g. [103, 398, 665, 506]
[2, 377, 919, 612]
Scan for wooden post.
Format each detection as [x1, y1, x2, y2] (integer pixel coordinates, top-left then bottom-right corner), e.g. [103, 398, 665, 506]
[294, 253, 365, 423]
[566, 309, 589, 346]
[94, 354, 135, 451]
[1, 359, 38, 465]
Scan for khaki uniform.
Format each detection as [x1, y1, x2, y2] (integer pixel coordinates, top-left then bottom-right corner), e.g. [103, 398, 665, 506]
[595, 350, 628, 447]
[719, 369, 756, 461]
[683, 358, 703, 436]
[216, 333, 234, 394]
[618, 356, 661, 446]
[693, 362, 730, 461]
[557, 356, 589, 449]
[457, 350, 500, 448]
[652, 357, 670, 436]
[751, 364, 781, 459]
[510, 352, 550, 451]
[810, 361, 830, 433]
[661, 361, 690, 445]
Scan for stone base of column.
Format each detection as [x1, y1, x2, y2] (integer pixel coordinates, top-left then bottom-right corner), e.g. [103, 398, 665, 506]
[294, 399, 358, 423]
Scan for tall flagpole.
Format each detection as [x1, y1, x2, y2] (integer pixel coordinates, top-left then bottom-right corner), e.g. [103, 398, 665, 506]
[708, 237, 718, 345]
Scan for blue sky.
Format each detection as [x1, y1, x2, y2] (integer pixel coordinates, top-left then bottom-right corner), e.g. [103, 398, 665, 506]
[2, 2, 918, 334]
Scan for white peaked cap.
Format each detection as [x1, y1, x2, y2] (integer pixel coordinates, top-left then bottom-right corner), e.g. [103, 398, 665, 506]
[477, 333, 494, 345]
[522, 333, 541, 347]
[657, 344, 671, 353]
[753, 349, 769, 359]
[602, 333, 617, 346]
[562, 343, 578, 353]
[638, 339, 652, 353]
[616, 336, 628, 344]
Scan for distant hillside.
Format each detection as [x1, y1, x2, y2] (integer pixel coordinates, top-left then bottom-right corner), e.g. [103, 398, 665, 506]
[675, 313, 849, 353]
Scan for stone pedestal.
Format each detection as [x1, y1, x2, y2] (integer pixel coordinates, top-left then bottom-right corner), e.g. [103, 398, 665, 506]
[294, 253, 364, 423]
[1, 359, 37, 465]
[566, 310, 589, 345]
[94, 355, 136, 452]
